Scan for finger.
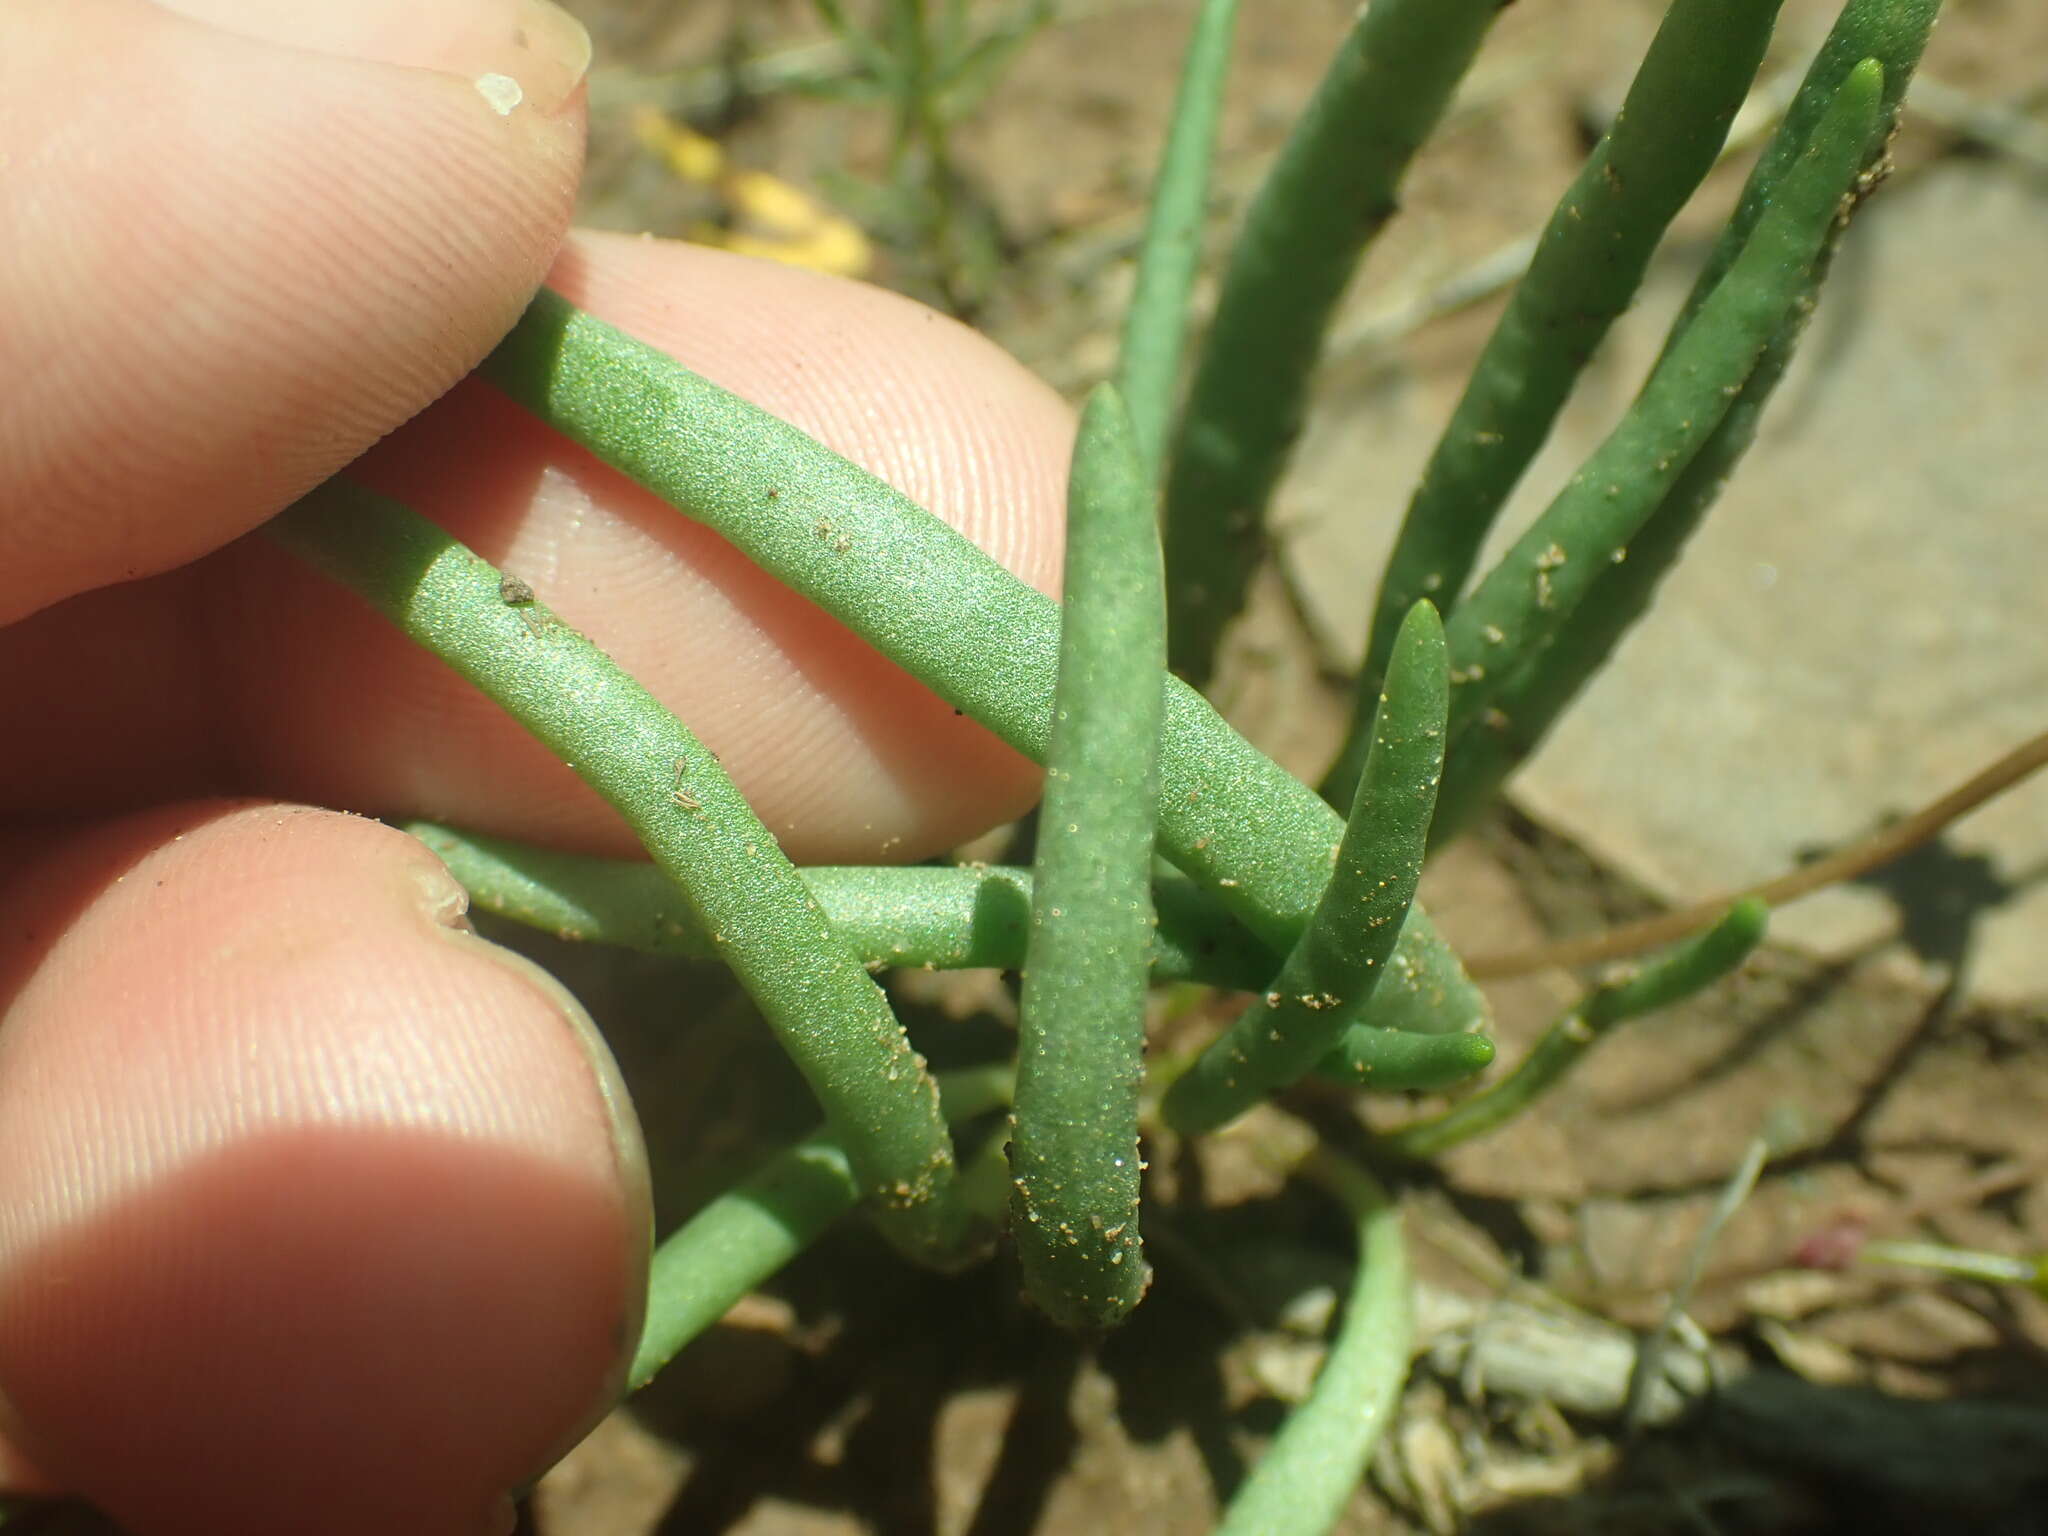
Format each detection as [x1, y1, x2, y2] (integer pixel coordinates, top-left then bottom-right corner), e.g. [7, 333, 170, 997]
[2, 236, 1075, 861]
[213, 234, 1076, 864]
[0, 0, 590, 626]
[0, 803, 649, 1534]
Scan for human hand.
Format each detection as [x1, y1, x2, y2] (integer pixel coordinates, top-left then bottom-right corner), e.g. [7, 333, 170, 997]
[0, 2, 1070, 1530]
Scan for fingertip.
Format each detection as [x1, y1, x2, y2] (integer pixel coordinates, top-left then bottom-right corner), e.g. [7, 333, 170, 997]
[0, 803, 646, 1533]
[154, 0, 593, 119]
[0, 0, 586, 623]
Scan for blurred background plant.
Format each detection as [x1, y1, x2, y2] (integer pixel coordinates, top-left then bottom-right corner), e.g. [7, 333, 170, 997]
[588, 0, 1068, 311]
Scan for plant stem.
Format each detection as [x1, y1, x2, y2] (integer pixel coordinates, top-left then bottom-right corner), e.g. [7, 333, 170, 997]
[629, 1064, 1014, 1391]
[1165, 601, 1448, 1137]
[805, 0, 895, 80]
[1382, 899, 1768, 1160]
[266, 484, 974, 1269]
[1160, 0, 1504, 685]
[479, 289, 1488, 1037]
[406, 821, 1283, 989]
[1622, 1131, 1770, 1434]
[1316, 1024, 1495, 1095]
[1326, 0, 1788, 807]
[1212, 1147, 1411, 1536]
[1859, 1240, 2047, 1295]
[1461, 725, 2048, 979]
[1010, 386, 1164, 1330]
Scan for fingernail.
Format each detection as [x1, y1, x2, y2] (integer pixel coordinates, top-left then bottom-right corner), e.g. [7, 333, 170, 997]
[545, 977, 652, 1247]
[414, 883, 653, 1441]
[406, 862, 649, 1219]
[162, 0, 592, 117]
[466, 0, 593, 119]
[462, 947, 651, 1482]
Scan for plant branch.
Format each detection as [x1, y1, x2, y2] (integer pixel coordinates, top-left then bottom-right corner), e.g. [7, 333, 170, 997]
[1382, 900, 1768, 1161]
[1464, 726, 2048, 979]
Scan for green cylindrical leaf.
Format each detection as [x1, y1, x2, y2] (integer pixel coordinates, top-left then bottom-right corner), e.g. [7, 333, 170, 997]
[1116, 0, 1240, 486]
[1857, 1239, 2047, 1295]
[1365, 907, 1489, 1037]
[1212, 1150, 1411, 1536]
[479, 290, 1488, 1037]
[1435, 62, 1885, 760]
[1326, 0, 1788, 807]
[1433, 1, 1941, 832]
[266, 485, 973, 1269]
[631, 1130, 852, 1393]
[1383, 898, 1768, 1160]
[1161, 0, 1505, 684]
[1011, 386, 1165, 1330]
[1669, 0, 1937, 339]
[1582, 897, 1771, 1027]
[1164, 601, 1448, 1136]
[629, 1065, 1013, 1391]
[1316, 1024, 1495, 1095]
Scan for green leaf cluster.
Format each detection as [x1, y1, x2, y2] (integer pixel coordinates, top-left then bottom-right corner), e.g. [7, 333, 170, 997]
[260, 2, 1945, 1530]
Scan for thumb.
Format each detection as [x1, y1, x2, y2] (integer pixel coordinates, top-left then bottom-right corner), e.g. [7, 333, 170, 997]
[0, 0, 590, 624]
[0, 804, 649, 1535]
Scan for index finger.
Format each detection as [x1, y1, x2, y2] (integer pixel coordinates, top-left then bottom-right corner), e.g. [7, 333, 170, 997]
[0, 0, 589, 625]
